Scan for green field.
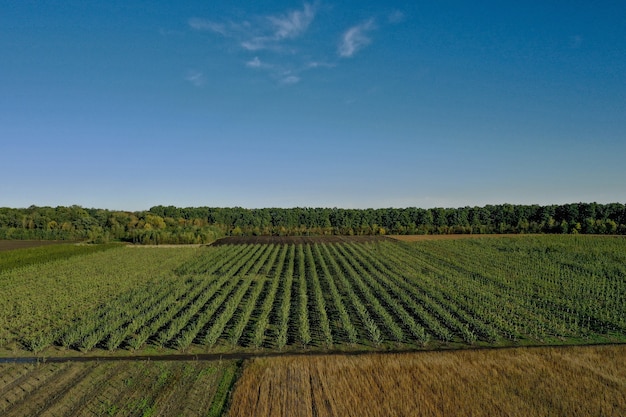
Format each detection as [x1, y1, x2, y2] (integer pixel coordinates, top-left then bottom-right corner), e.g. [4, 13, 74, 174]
[1, 235, 625, 416]
[1, 235, 624, 356]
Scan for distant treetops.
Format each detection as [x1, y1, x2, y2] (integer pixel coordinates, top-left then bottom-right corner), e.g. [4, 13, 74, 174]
[0, 202, 624, 244]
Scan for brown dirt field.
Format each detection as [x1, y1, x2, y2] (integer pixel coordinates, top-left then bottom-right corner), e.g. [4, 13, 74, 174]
[126, 243, 205, 248]
[228, 344, 626, 417]
[0, 240, 70, 252]
[388, 233, 528, 242]
[211, 235, 390, 246]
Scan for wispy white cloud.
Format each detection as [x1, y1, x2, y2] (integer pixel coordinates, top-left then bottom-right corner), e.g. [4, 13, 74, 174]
[247, 56, 262, 68]
[188, 4, 321, 86]
[185, 70, 206, 87]
[191, 3, 316, 52]
[305, 60, 335, 69]
[269, 3, 315, 41]
[338, 19, 376, 58]
[281, 75, 300, 85]
[188, 18, 254, 40]
[246, 56, 268, 68]
[387, 10, 405, 24]
[188, 18, 227, 35]
[241, 4, 316, 51]
[241, 38, 269, 51]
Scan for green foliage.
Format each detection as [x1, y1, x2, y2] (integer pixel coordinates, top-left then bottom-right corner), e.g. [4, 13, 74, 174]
[0, 242, 120, 273]
[252, 245, 287, 347]
[3, 236, 625, 354]
[207, 362, 240, 417]
[276, 245, 295, 349]
[1, 202, 625, 245]
[0, 246, 199, 351]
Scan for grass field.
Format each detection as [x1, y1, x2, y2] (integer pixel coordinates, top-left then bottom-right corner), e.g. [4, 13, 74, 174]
[228, 345, 626, 417]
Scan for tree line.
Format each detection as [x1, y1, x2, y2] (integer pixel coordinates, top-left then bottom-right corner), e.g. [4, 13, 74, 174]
[0, 202, 624, 244]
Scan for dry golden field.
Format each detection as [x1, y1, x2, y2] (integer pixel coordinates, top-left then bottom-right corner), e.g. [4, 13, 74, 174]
[228, 345, 626, 417]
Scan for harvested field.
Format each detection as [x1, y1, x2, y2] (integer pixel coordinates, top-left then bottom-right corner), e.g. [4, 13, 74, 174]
[0, 360, 239, 417]
[211, 235, 389, 245]
[228, 344, 626, 417]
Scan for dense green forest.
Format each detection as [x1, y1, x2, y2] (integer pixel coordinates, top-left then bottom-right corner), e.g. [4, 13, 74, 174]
[0, 203, 624, 244]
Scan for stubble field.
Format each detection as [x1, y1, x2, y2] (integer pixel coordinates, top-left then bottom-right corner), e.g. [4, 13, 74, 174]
[0, 359, 238, 417]
[228, 345, 626, 417]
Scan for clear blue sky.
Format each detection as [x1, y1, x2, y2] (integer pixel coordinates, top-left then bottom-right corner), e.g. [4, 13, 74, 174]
[2, 1, 625, 210]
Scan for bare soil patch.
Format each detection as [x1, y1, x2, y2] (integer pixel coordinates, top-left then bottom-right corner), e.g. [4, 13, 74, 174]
[0, 240, 71, 252]
[126, 244, 204, 248]
[211, 235, 389, 246]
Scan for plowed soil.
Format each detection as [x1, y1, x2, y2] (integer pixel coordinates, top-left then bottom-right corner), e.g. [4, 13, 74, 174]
[0, 240, 69, 252]
[211, 235, 389, 246]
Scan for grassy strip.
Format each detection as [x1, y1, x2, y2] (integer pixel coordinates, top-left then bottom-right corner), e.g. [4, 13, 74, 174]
[0, 243, 120, 273]
[207, 361, 241, 417]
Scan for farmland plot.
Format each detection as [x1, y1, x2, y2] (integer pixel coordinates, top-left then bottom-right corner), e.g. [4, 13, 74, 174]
[0, 360, 238, 417]
[0, 246, 200, 352]
[228, 345, 626, 417]
[1, 236, 625, 355]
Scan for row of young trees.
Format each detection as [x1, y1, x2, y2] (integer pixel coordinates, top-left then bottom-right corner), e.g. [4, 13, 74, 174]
[0, 202, 624, 242]
[22, 235, 624, 353]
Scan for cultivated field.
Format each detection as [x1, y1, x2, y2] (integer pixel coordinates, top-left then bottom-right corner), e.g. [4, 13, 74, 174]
[228, 345, 626, 417]
[0, 246, 200, 352]
[1, 235, 625, 355]
[0, 359, 238, 416]
[1, 235, 625, 416]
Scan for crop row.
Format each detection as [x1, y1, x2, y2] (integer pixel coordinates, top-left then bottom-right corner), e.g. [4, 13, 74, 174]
[11, 236, 626, 353]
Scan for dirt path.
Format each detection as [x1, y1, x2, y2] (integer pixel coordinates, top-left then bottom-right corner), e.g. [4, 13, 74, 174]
[2, 342, 625, 365]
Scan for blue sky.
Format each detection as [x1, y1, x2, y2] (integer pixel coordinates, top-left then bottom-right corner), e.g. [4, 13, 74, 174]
[1, 1, 625, 210]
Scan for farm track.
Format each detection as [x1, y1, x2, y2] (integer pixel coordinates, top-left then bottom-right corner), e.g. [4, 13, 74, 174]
[2, 341, 626, 365]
